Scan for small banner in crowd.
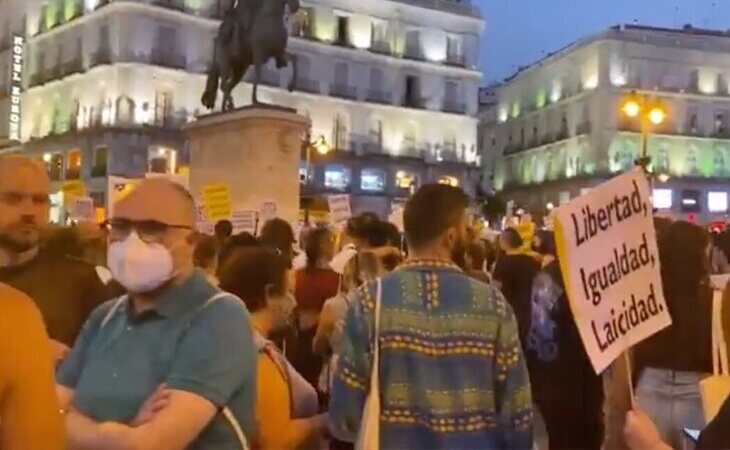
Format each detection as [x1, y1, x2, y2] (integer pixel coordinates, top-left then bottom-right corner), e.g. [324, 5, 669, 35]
[328, 194, 352, 227]
[61, 180, 87, 206]
[201, 183, 232, 221]
[554, 170, 672, 374]
[67, 196, 95, 222]
[259, 200, 278, 225]
[231, 210, 258, 235]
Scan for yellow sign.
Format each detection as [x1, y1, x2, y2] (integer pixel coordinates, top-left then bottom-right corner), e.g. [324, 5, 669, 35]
[61, 180, 86, 203]
[515, 221, 535, 252]
[201, 183, 232, 221]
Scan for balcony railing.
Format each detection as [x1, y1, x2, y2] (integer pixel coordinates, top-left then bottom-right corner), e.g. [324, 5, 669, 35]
[149, 50, 187, 70]
[151, 0, 185, 12]
[91, 165, 107, 178]
[402, 96, 427, 109]
[65, 168, 81, 180]
[330, 84, 358, 100]
[442, 100, 466, 114]
[439, 149, 459, 162]
[400, 146, 426, 159]
[445, 52, 465, 67]
[90, 48, 112, 67]
[29, 72, 44, 88]
[370, 40, 391, 55]
[62, 57, 85, 77]
[366, 89, 392, 105]
[576, 121, 592, 135]
[404, 45, 425, 61]
[294, 77, 320, 94]
[361, 142, 383, 155]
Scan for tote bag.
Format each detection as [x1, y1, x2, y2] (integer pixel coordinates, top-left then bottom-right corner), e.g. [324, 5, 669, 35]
[700, 288, 730, 423]
[356, 278, 382, 450]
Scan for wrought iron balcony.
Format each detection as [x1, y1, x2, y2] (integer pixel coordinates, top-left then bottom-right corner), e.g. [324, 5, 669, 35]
[366, 89, 392, 105]
[330, 84, 357, 100]
[442, 100, 466, 114]
[294, 77, 320, 94]
[149, 50, 187, 70]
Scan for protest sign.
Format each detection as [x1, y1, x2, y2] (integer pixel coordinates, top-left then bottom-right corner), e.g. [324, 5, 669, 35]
[232, 210, 258, 235]
[388, 207, 404, 233]
[201, 183, 232, 221]
[260, 200, 278, 224]
[328, 194, 352, 226]
[61, 180, 86, 206]
[554, 170, 672, 374]
[107, 176, 141, 218]
[67, 197, 95, 222]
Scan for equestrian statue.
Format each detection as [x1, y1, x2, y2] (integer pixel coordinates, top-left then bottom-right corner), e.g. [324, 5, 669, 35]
[201, 0, 301, 110]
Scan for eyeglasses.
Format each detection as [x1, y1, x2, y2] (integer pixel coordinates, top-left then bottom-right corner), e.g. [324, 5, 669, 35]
[106, 218, 192, 243]
[0, 191, 50, 206]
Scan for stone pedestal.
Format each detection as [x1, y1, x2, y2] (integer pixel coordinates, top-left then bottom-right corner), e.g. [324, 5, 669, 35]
[185, 106, 310, 226]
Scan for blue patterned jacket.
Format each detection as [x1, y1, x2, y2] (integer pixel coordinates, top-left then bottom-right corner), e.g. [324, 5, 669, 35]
[329, 259, 533, 449]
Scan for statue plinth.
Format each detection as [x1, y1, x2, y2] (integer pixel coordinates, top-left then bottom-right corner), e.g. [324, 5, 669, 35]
[185, 105, 310, 226]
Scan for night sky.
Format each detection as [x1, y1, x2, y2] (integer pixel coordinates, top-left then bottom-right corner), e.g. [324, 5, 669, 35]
[477, 0, 730, 83]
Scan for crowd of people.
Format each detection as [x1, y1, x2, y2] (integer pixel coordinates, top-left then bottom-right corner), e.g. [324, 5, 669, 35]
[0, 151, 729, 449]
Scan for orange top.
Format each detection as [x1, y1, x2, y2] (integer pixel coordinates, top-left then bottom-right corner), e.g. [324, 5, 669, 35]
[0, 283, 66, 450]
[255, 353, 292, 449]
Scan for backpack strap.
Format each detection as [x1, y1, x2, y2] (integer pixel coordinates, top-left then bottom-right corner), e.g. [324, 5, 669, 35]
[100, 296, 127, 329]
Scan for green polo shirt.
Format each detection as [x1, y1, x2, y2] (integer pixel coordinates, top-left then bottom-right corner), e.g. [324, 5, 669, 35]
[57, 270, 256, 449]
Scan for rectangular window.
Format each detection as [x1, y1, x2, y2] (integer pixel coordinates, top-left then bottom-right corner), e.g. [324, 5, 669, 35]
[324, 165, 352, 191]
[680, 189, 701, 213]
[709, 191, 728, 213]
[90, 147, 108, 177]
[335, 15, 349, 46]
[653, 188, 673, 210]
[66, 149, 82, 179]
[395, 170, 418, 191]
[360, 168, 386, 192]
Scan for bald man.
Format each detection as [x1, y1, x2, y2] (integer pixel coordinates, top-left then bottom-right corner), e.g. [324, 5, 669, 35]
[0, 155, 118, 352]
[56, 179, 256, 450]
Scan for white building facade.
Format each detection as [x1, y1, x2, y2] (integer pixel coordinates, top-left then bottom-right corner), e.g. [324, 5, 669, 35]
[0, 0, 483, 219]
[481, 24, 730, 222]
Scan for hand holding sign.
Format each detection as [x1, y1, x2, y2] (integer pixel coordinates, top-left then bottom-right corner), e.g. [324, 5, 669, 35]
[554, 171, 672, 374]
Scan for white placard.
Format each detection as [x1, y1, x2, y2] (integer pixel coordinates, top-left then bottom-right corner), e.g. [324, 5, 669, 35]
[388, 207, 404, 233]
[260, 200, 278, 224]
[68, 196, 95, 222]
[231, 210, 258, 235]
[328, 194, 352, 226]
[554, 170, 672, 374]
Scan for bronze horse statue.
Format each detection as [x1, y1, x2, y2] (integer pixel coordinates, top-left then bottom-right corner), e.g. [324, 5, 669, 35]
[201, 0, 300, 110]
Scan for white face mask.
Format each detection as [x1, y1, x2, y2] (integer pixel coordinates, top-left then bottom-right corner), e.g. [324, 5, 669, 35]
[107, 231, 175, 294]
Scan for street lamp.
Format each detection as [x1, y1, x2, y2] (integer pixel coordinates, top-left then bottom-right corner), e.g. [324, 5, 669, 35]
[301, 134, 331, 224]
[302, 134, 331, 185]
[620, 91, 667, 173]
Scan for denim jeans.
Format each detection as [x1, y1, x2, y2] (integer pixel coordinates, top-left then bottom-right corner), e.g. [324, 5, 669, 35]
[636, 368, 707, 449]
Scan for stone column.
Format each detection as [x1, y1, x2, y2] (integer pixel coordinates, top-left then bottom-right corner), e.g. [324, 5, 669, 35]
[185, 105, 310, 225]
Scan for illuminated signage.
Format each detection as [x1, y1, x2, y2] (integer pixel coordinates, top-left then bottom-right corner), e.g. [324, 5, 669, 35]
[8, 35, 24, 141]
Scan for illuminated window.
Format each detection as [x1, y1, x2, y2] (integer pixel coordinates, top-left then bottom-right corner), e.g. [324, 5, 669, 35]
[148, 146, 177, 174]
[709, 191, 728, 213]
[48, 154, 64, 181]
[652, 189, 673, 210]
[361, 168, 386, 192]
[438, 176, 458, 187]
[324, 165, 352, 191]
[680, 189, 701, 213]
[66, 149, 82, 179]
[395, 171, 418, 192]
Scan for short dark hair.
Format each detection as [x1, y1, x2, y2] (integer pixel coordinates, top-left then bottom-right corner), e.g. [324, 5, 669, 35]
[214, 220, 233, 239]
[193, 235, 218, 268]
[404, 184, 469, 249]
[218, 247, 288, 313]
[534, 230, 556, 256]
[217, 232, 260, 275]
[501, 228, 523, 249]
